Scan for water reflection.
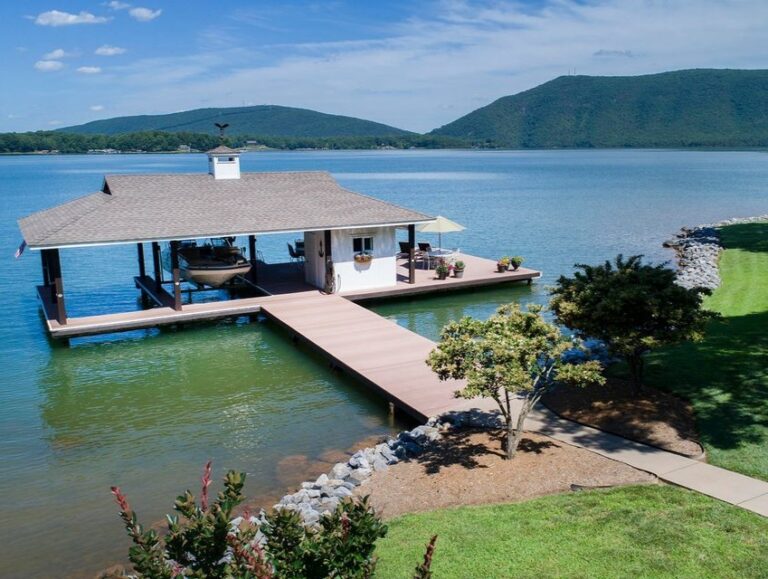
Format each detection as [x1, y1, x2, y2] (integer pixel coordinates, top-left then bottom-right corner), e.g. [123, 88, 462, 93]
[371, 283, 539, 341]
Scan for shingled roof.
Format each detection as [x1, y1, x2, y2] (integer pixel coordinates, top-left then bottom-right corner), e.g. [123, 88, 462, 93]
[18, 171, 433, 249]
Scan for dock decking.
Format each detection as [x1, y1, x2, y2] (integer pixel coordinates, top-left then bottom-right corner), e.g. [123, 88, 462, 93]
[41, 253, 539, 338]
[38, 253, 539, 420]
[260, 292, 469, 421]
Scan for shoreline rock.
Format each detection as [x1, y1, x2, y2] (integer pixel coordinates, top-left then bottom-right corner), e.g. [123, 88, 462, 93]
[663, 214, 768, 290]
[267, 411, 498, 526]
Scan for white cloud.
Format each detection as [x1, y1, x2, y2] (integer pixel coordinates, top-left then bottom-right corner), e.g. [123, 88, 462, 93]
[90, 105, 105, 111]
[34, 60, 64, 72]
[30, 0, 768, 132]
[129, 7, 162, 22]
[594, 49, 635, 58]
[34, 10, 109, 26]
[95, 45, 127, 56]
[48, 120, 62, 126]
[105, 1, 131, 9]
[43, 48, 72, 60]
[77, 66, 103, 74]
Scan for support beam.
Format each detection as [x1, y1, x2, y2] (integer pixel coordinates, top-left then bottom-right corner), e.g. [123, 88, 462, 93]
[43, 248, 67, 325]
[323, 229, 334, 293]
[54, 276, 67, 325]
[136, 243, 146, 278]
[408, 224, 416, 284]
[248, 234, 257, 283]
[151, 242, 162, 290]
[324, 229, 333, 272]
[40, 249, 53, 287]
[169, 241, 182, 311]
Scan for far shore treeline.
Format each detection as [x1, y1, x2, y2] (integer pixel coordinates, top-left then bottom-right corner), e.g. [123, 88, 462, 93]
[0, 131, 470, 154]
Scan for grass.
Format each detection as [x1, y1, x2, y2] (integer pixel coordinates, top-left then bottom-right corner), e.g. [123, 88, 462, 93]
[374, 486, 768, 578]
[644, 222, 768, 479]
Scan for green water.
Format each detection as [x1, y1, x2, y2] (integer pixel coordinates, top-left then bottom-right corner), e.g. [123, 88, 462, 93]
[2, 150, 768, 577]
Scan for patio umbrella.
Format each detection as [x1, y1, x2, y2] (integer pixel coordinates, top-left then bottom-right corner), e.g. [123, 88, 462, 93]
[417, 215, 465, 250]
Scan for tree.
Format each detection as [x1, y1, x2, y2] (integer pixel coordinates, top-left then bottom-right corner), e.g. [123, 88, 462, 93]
[427, 303, 604, 459]
[550, 254, 716, 395]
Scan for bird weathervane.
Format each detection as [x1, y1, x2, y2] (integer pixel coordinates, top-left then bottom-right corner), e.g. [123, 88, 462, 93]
[214, 122, 229, 143]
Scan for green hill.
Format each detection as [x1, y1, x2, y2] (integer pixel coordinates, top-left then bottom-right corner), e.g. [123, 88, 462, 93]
[431, 69, 768, 148]
[58, 105, 412, 138]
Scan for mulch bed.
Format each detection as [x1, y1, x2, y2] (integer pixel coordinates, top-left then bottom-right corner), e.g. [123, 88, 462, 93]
[542, 378, 703, 458]
[355, 430, 655, 519]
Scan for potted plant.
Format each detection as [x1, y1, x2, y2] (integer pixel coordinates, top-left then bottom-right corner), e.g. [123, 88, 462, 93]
[510, 256, 524, 271]
[453, 260, 466, 278]
[435, 259, 450, 280]
[354, 252, 373, 264]
[497, 256, 510, 273]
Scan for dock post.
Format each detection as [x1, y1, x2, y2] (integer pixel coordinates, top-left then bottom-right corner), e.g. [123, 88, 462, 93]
[47, 248, 67, 325]
[170, 241, 182, 311]
[136, 243, 146, 278]
[54, 276, 67, 325]
[408, 224, 416, 284]
[40, 250, 52, 287]
[151, 242, 162, 290]
[322, 230, 334, 292]
[248, 235, 257, 283]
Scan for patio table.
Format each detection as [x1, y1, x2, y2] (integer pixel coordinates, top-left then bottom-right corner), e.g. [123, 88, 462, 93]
[425, 248, 456, 269]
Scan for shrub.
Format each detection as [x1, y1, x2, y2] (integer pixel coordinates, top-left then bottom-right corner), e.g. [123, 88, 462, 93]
[111, 463, 390, 578]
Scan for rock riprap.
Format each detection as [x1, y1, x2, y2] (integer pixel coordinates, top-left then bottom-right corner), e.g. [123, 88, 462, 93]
[664, 215, 768, 290]
[269, 412, 498, 526]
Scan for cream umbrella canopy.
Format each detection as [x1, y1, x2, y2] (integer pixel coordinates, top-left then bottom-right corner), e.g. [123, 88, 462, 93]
[417, 215, 465, 250]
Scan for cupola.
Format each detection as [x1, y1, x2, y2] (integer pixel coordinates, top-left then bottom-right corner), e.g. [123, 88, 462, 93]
[207, 145, 241, 180]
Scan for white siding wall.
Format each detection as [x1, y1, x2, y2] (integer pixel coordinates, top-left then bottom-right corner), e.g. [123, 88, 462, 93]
[330, 226, 396, 292]
[208, 155, 241, 180]
[303, 231, 325, 289]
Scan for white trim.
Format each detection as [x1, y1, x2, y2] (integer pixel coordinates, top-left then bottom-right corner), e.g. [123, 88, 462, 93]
[26, 219, 436, 251]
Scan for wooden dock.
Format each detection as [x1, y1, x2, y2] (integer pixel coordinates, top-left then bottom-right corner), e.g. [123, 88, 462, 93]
[41, 254, 539, 339]
[260, 292, 470, 421]
[37, 254, 538, 420]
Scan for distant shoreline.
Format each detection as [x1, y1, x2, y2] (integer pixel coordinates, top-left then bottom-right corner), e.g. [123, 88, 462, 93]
[2, 146, 767, 156]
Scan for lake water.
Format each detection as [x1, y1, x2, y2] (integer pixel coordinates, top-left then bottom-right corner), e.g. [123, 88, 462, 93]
[1, 150, 767, 577]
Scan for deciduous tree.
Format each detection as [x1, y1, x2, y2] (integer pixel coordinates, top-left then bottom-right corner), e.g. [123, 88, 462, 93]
[427, 303, 604, 459]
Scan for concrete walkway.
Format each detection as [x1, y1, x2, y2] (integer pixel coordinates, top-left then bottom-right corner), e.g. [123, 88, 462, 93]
[518, 406, 768, 517]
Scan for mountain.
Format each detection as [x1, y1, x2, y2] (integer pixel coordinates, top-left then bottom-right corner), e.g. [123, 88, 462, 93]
[58, 105, 412, 138]
[431, 69, 768, 148]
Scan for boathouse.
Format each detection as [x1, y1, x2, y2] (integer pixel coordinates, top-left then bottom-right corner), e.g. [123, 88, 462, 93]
[17, 148, 540, 339]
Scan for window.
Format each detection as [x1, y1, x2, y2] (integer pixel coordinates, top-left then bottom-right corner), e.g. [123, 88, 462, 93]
[352, 236, 373, 253]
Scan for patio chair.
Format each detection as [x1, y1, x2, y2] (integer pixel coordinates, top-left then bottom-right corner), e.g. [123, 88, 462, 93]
[287, 243, 304, 267]
[398, 241, 411, 258]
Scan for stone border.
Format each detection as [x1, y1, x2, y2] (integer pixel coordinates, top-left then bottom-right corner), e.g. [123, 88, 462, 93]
[664, 214, 768, 290]
[267, 410, 501, 526]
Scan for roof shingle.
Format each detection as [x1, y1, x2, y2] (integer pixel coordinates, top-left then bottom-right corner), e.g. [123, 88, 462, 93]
[18, 171, 433, 249]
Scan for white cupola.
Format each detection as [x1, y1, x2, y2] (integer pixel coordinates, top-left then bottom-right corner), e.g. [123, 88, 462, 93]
[207, 146, 241, 180]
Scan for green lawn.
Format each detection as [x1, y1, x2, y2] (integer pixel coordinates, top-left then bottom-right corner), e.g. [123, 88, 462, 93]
[645, 222, 768, 479]
[375, 486, 768, 578]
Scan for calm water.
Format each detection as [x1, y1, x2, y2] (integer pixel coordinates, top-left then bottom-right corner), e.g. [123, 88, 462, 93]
[1, 150, 767, 577]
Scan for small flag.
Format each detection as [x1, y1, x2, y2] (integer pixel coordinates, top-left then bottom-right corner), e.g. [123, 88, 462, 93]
[14, 240, 26, 259]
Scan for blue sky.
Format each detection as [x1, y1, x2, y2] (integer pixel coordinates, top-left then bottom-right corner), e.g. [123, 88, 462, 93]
[2, 0, 767, 133]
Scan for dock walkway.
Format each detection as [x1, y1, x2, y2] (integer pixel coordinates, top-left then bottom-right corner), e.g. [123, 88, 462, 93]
[260, 292, 467, 421]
